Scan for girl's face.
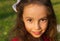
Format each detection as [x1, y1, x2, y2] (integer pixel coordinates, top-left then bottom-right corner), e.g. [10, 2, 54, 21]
[23, 4, 48, 38]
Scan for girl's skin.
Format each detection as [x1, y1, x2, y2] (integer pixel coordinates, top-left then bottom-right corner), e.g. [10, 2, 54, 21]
[23, 4, 48, 38]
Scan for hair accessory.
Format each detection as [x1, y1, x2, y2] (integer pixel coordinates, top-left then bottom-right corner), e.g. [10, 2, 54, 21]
[12, 0, 21, 12]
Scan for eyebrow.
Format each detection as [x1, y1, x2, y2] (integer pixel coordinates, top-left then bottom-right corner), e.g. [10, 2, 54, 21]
[41, 17, 47, 18]
[25, 17, 33, 19]
[40, 17, 48, 19]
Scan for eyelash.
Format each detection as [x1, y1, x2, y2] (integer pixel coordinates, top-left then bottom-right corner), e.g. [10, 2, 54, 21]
[40, 19, 48, 22]
[27, 18, 48, 23]
[27, 19, 32, 22]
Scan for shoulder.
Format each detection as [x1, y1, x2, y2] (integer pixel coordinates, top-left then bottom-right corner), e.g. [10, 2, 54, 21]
[11, 37, 22, 41]
[11, 37, 19, 41]
[42, 35, 50, 41]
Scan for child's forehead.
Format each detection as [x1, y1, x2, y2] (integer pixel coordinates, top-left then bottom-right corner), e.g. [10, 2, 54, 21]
[23, 4, 48, 14]
[23, 4, 50, 16]
[23, 4, 48, 13]
[23, 4, 48, 19]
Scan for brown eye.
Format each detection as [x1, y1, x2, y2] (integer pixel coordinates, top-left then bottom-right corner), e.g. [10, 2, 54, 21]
[40, 18, 48, 22]
[27, 19, 32, 22]
[41, 19, 46, 21]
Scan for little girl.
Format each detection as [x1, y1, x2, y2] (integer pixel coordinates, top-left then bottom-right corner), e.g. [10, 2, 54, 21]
[8, 0, 57, 41]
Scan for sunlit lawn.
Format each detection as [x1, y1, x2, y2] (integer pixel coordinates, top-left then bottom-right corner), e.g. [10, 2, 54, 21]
[0, 0, 60, 41]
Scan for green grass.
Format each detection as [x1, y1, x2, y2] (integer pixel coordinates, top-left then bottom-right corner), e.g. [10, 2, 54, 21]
[0, 0, 16, 41]
[0, 0, 60, 41]
[51, 0, 60, 24]
[53, 4, 60, 24]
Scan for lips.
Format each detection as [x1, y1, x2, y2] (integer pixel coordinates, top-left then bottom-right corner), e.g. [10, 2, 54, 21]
[32, 31, 41, 35]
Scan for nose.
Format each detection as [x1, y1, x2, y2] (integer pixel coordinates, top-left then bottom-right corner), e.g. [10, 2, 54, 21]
[34, 22, 41, 30]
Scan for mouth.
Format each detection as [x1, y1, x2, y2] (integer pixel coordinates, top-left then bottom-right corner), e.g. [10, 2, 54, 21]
[32, 31, 41, 35]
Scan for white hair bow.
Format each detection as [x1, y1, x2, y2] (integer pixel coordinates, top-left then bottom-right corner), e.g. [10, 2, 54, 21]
[12, 0, 21, 12]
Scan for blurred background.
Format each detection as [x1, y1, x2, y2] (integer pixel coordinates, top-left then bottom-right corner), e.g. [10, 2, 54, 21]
[0, 0, 60, 41]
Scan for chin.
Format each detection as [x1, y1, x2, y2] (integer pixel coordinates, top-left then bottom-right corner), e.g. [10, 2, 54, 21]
[32, 35, 41, 38]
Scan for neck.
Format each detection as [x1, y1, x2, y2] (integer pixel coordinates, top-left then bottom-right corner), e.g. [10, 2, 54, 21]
[25, 33, 42, 41]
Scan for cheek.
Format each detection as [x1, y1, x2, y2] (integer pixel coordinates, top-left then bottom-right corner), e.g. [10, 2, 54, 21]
[24, 22, 33, 32]
[40, 22, 48, 31]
